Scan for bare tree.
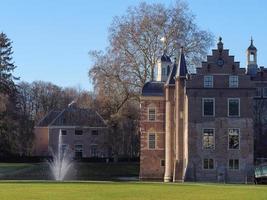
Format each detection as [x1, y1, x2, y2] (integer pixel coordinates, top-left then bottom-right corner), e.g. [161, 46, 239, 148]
[88, 1, 213, 158]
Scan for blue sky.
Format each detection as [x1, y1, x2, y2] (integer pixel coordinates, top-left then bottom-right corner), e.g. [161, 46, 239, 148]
[1, 0, 266, 90]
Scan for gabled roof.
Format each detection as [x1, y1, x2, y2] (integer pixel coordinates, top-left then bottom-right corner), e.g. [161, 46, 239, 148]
[176, 48, 188, 78]
[36, 107, 107, 127]
[37, 110, 61, 127]
[142, 81, 164, 96]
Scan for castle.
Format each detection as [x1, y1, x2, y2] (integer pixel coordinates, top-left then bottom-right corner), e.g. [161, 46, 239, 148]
[140, 38, 266, 183]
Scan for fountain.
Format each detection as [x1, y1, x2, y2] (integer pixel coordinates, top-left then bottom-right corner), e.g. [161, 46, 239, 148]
[48, 129, 73, 181]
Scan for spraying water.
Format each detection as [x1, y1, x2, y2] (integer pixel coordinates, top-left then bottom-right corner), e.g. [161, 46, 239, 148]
[48, 129, 73, 181]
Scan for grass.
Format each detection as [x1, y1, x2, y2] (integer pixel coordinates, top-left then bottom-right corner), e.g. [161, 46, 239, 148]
[0, 162, 139, 180]
[0, 182, 266, 200]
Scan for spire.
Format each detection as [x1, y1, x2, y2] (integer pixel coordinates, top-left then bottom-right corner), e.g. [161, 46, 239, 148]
[248, 36, 257, 50]
[176, 47, 188, 78]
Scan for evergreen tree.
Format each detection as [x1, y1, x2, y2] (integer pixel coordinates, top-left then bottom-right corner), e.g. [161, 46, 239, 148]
[0, 32, 19, 156]
[0, 32, 17, 94]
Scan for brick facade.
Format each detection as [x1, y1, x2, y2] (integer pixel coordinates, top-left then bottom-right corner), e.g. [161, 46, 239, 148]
[140, 38, 264, 183]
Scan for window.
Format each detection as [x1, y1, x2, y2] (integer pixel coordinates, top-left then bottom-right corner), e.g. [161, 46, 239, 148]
[160, 160, 165, 167]
[202, 98, 215, 116]
[263, 88, 267, 97]
[228, 98, 240, 117]
[148, 133, 156, 149]
[256, 87, 262, 97]
[204, 75, 213, 88]
[61, 130, 67, 136]
[229, 159, 239, 170]
[228, 128, 240, 149]
[75, 144, 83, 158]
[90, 145, 98, 157]
[203, 158, 214, 169]
[92, 130, 98, 136]
[203, 129, 215, 149]
[162, 68, 166, 76]
[148, 108, 156, 121]
[75, 129, 83, 135]
[229, 76, 238, 88]
[61, 144, 67, 154]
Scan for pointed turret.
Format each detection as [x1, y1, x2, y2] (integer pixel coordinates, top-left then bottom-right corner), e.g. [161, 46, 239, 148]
[176, 47, 188, 78]
[156, 51, 172, 82]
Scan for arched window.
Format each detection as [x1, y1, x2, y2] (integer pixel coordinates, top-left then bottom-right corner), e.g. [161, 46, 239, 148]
[250, 52, 255, 62]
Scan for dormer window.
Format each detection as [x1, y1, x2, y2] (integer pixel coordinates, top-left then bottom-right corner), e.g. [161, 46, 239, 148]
[204, 75, 213, 88]
[162, 68, 166, 76]
[229, 76, 238, 88]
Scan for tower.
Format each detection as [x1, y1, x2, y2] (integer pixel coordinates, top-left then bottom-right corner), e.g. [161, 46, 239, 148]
[173, 47, 188, 181]
[156, 51, 172, 82]
[246, 37, 258, 76]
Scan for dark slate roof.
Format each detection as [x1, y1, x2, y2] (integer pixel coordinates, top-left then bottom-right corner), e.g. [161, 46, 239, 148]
[37, 110, 61, 127]
[176, 48, 188, 78]
[142, 81, 164, 96]
[166, 62, 177, 85]
[160, 53, 171, 62]
[36, 107, 107, 127]
[248, 44, 257, 51]
[248, 39, 257, 50]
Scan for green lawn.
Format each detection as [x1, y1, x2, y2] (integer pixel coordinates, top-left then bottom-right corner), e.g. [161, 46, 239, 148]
[0, 162, 139, 180]
[0, 182, 266, 200]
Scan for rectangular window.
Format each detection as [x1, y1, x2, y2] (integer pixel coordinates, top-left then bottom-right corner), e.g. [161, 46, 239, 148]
[229, 159, 239, 170]
[204, 75, 213, 88]
[228, 128, 240, 149]
[90, 145, 98, 157]
[148, 108, 156, 121]
[61, 130, 67, 136]
[75, 144, 83, 158]
[228, 98, 240, 117]
[256, 87, 262, 97]
[162, 68, 166, 76]
[202, 98, 215, 116]
[229, 76, 238, 88]
[203, 129, 215, 149]
[92, 130, 98, 136]
[75, 130, 83, 135]
[263, 88, 267, 97]
[148, 133, 156, 149]
[203, 158, 214, 169]
[160, 160, 165, 167]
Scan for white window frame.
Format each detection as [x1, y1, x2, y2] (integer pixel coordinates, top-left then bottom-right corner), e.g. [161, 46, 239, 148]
[148, 107, 156, 121]
[204, 75, 213, 88]
[202, 98, 215, 117]
[74, 144, 83, 158]
[202, 128, 215, 150]
[228, 98, 240, 117]
[203, 158, 215, 170]
[228, 159, 240, 170]
[228, 128, 240, 150]
[148, 133, 156, 149]
[229, 75, 239, 88]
